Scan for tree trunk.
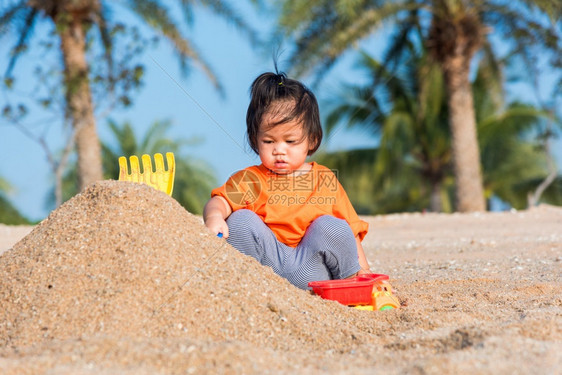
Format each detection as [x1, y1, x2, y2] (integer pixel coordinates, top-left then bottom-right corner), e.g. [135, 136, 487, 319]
[59, 18, 103, 192]
[442, 55, 486, 212]
[429, 178, 443, 212]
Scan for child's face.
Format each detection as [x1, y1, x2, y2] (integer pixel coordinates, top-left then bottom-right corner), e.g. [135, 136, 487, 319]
[257, 112, 313, 175]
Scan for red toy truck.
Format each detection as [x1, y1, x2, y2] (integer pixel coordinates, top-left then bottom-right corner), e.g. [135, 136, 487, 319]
[308, 273, 400, 311]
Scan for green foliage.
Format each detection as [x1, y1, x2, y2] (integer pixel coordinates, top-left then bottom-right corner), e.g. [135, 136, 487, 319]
[514, 176, 562, 206]
[173, 159, 217, 215]
[1, 0, 257, 92]
[313, 149, 377, 215]
[470, 56, 562, 208]
[275, 0, 406, 79]
[276, 0, 561, 211]
[102, 119, 217, 214]
[0, 177, 10, 193]
[0, 194, 30, 225]
[324, 46, 453, 213]
[275, 0, 561, 88]
[1, 0, 256, 203]
[50, 119, 216, 215]
[319, 47, 561, 214]
[314, 148, 429, 215]
[0, 177, 30, 225]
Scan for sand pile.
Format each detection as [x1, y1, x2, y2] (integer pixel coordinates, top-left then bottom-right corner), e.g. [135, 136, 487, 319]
[1, 182, 560, 374]
[0, 181, 383, 352]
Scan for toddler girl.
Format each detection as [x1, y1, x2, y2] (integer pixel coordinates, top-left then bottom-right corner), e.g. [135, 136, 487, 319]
[204, 71, 370, 289]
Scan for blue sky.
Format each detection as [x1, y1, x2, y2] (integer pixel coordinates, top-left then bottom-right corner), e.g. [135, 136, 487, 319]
[0, 3, 378, 221]
[1, 3, 560, 221]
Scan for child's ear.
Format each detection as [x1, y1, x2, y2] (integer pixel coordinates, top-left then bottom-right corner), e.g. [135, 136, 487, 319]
[308, 140, 319, 154]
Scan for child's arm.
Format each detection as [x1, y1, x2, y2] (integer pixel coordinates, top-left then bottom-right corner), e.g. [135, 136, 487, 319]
[203, 196, 232, 238]
[356, 236, 372, 274]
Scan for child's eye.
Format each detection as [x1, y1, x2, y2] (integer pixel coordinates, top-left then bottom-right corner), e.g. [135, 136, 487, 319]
[262, 140, 273, 144]
[286, 140, 296, 144]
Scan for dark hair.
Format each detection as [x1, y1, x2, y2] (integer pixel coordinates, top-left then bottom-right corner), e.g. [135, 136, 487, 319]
[246, 72, 322, 155]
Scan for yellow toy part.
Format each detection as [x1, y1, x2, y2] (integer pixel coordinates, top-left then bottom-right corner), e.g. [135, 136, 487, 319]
[371, 282, 400, 310]
[353, 281, 400, 311]
[353, 305, 375, 311]
[372, 290, 400, 311]
[118, 152, 175, 196]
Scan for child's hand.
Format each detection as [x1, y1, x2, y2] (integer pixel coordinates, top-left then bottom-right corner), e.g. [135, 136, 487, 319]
[205, 215, 229, 239]
[203, 196, 232, 238]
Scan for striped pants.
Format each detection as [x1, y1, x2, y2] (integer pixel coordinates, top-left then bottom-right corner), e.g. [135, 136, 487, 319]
[226, 209, 360, 289]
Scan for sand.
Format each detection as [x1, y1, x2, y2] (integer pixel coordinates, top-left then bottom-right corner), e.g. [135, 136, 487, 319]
[0, 180, 560, 374]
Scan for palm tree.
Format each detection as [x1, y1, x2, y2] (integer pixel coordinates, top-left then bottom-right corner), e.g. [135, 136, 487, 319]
[319, 50, 559, 213]
[53, 119, 217, 215]
[324, 48, 452, 212]
[274, 0, 561, 212]
[472, 61, 562, 209]
[1, 0, 254, 192]
[314, 148, 434, 214]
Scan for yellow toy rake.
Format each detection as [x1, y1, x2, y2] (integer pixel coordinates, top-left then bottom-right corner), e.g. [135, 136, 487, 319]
[118, 152, 175, 196]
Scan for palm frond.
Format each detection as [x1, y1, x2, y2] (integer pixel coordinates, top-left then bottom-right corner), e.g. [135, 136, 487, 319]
[107, 119, 138, 156]
[140, 119, 173, 151]
[195, 0, 260, 45]
[92, 5, 114, 91]
[478, 104, 551, 149]
[277, 0, 409, 79]
[4, 6, 38, 77]
[525, 0, 562, 23]
[483, 2, 561, 73]
[324, 83, 384, 137]
[125, 0, 220, 90]
[0, 0, 28, 36]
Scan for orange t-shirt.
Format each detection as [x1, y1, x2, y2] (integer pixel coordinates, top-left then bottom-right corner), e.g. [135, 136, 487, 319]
[211, 162, 368, 247]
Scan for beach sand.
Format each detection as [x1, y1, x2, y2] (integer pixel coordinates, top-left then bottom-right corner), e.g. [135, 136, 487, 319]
[0, 181, 560, 374]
